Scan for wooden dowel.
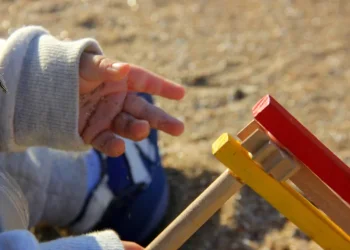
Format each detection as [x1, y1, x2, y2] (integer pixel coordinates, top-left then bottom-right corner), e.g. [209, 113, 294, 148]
[145, 170, 243, 250]
[146, 129, 296, 250]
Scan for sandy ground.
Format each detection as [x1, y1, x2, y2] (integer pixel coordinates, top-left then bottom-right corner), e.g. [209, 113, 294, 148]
[2, 0, 350, 249]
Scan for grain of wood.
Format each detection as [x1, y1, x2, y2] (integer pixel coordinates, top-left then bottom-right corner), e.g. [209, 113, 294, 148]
[253, 95, 350, 204]
[240, 121, 350, 234]
[213, 133, 350, 250]
[146, 127, 298, 250]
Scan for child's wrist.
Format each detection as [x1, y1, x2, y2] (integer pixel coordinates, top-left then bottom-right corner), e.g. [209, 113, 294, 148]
[7, 27, 103, 151]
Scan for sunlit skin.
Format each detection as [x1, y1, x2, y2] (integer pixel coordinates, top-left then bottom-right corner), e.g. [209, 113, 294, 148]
[78, 53, 186, 248]
[122, 241, 144, 250]
[79, 52, 185, 157]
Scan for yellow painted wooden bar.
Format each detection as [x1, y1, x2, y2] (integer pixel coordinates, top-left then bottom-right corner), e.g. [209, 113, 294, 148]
[212, 133, 350, 250]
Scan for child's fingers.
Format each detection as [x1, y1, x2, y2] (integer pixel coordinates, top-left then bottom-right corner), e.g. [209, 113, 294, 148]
[79, 79, 129, 134]
[91, 130, 125, 157]
[112, 112, 150, 141]
[80, 79, 128, 107]
[122, 94, 184, 136]
[81, 92, 126, 144]
[127, 65, 185, 100]
[122, 241, 144, 250]
[79, 53, 130, 94]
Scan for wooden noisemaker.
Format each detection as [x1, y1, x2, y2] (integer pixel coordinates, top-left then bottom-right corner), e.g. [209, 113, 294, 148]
[213, 132, 350, 250]
[250, 95, 350, 234]
[146, 128, 299, 250]
[147, 95, 350, 250]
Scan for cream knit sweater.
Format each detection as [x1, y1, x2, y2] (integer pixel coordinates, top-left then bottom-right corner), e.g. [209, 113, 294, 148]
[0, 26, 124, 250]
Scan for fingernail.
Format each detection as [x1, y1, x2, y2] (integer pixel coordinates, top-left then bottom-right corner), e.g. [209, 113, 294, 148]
[109, 62, 128, 71]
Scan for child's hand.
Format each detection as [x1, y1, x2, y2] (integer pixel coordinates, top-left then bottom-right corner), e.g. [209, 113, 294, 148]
[122, 241, 144, 250]
[79, 52, 185, 157]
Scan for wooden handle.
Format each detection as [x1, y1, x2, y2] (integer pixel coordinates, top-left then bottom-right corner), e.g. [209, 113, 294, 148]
[145, 170, 242, 250]
[146, 127, 294, 250]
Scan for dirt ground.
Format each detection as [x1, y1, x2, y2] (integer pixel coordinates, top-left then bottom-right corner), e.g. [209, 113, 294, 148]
[2, 0, 350, 249]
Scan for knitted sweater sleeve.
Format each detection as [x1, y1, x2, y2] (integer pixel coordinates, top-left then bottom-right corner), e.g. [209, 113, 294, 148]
[0, 230, 124, 250]
[0, 27, 125, 250]
[0, 26, 99, 152]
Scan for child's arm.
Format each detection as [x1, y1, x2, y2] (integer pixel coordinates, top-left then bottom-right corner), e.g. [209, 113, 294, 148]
[0, 26, 103, 152]
[0, 147, 145, 250]
[0, 26, 185, 157]
[0, 229, 142, 250]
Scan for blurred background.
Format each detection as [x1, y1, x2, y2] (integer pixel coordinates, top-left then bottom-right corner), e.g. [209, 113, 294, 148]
[2, 0, 350, 249]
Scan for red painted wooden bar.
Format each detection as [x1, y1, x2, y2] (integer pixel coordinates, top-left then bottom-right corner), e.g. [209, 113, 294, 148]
[253, 95, 350, 204]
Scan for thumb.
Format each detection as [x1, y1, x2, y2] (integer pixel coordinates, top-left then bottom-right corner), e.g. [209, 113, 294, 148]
[79, 52, 130, 94]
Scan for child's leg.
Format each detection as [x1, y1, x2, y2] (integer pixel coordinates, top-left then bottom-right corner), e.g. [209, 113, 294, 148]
[0, 98, 168, 244]
[0, 169, 29, 232]
[2, 93, 168, 244]
[1, 148, 93, 228]
[69, 93, 169, 245]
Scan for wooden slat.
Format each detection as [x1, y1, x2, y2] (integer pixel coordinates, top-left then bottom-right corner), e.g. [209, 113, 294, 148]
[213, 133, 350, 250]
[237, 121, 350, 234]
[290, 165, 350, 234]
[146, 127, 296, 250]
[253, 95, 350, 205]
[241, 129, 300, 181]
[145, 170, 243, 250]
[236, 120, 261, 140]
